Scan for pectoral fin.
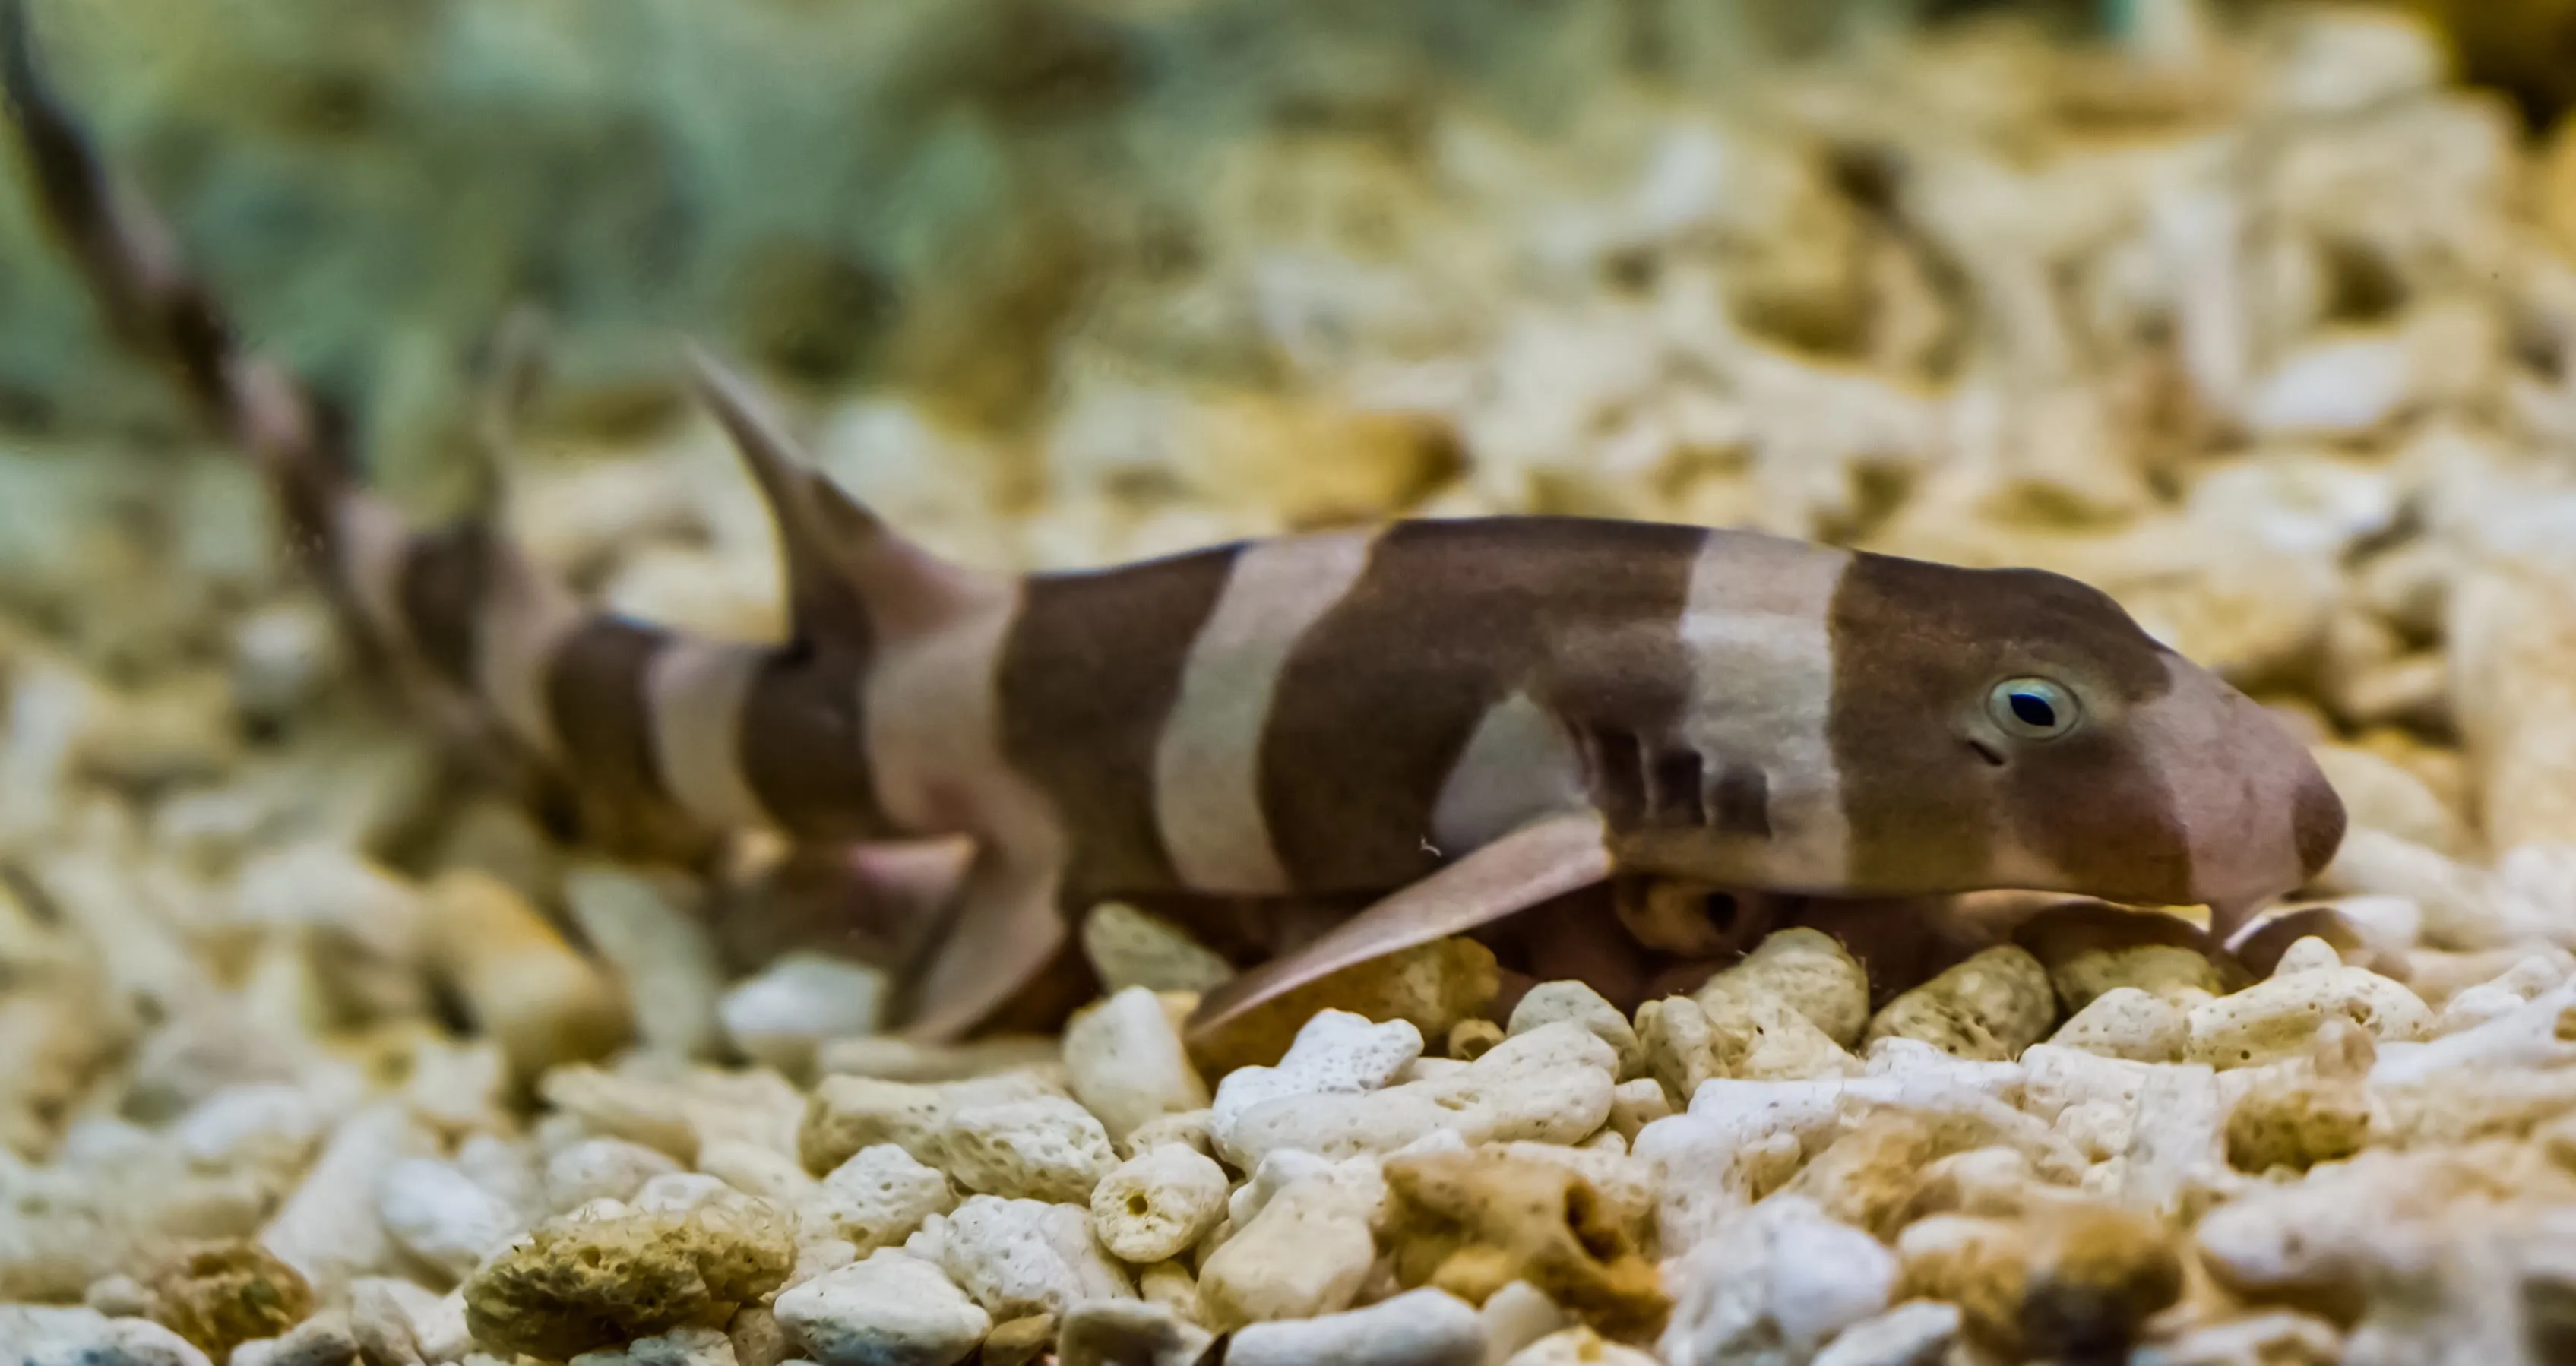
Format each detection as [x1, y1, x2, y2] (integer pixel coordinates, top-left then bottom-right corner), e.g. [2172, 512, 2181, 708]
[1185, 811, 1614, 1042]
[720, 835, 976, 970]
[2222, 902, 2405, 981]
[897, 854, 1068, 1043]
[2205, 897, 2264, 947]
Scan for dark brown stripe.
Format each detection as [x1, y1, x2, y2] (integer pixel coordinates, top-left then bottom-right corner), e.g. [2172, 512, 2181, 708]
[1650, 747, 1706, 826]
[997, 544, 1243, 894]
[1583, 728, 1650, 830]
[1828, 551, 2185, 896]
[1261, 517, 1705, 891]
[544, 617, 674, 833]
[737, 642, 890, 843]
[398, 520, 493, 689]
[1712, 763, 1771, 838]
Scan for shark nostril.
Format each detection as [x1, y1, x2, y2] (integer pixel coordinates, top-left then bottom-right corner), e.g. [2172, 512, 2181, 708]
[1968, 739, 2006, 768]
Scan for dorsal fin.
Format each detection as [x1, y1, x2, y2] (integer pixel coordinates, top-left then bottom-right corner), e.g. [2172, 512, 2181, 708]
[685, 343, 998, 643]
[452, 305, 550, 521]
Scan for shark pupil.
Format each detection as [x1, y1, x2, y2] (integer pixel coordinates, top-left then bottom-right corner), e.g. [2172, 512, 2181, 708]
[2009, 691, 2057, 728]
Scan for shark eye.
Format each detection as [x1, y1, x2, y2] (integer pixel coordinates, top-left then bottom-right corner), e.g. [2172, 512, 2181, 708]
[1988, 677, 2080, 741]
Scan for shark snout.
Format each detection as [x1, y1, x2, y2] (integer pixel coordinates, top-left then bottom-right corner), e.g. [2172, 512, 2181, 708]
[2153, 661, 2347, 922]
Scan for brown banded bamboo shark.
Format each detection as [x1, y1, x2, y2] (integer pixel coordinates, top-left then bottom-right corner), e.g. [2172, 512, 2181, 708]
[0, 5, 2346, 1048]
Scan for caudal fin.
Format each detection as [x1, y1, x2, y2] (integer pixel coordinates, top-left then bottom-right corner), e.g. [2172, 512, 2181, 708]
[0, 10, 700, 858]
[0, 17, 976, 867]
[0, 0, 343, 549]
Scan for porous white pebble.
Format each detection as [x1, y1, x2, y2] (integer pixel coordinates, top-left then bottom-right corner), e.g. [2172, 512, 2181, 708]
[2050, 986, 2189, 1063]
[932, 1195, 1135, 1319]
[229, 599, 342, 725]
[1134, 1260, 1200, 1320]
[719, 953, 889, 1078]
[378, 1156, 526, 1281]
[2133, 1310, 2341, 1366]
[408, 1044, 514, 1139]
[1479, 1281, 1571, 1366]
[1208, 1010, 1422, 1161]
[1080, 902, 1233, 997]
[801, 1143, 957, 1251]
[345, 1278, 426, 1366]
[800, 1073, 1055, 1175]
[568, 1325, 739, 1366]
[1809, 1301, 1962, 1366]
[1660, 1197, 1895, 1366]
[2119, 1061, 2231, 1222]
[353, 1276, 471, 1365]
[5, 1308, 213, 1366]
[1218, 1022, 1616, 1167]
[937, 1093, 1119, 1203]
[2186, 963, 2432, 1068]
[772, 1249, 991, 1366]
[2017, 1043, 2153, 1122]
[634, 1172, 738, 1213]
[1508, 980, 1643, 1078]
[172, 1083, 329, 1172]
[1632, 1082, 1845, 1252]
[226, 845, 424, 1017]
[1224, 1149, 1337, 1227]
[1117, 1109, 1212, 1159]
[2372, 982, 2576, 1084]
[1195, 1156, 1385, 1329]
[789, 1238, 861, 1290]
[1695, 928, 1874, 1048]
[1767, 1211, 1900, 1344]
[2430, 957, 2568, 1037]
[1223, 1288, 1484, 1366]
[259, 1102, 435, 1294]
[543, 1137, 686, 1213]
[1087, 1142, 1228, 1263]
[1605, 1077, 1673, 1143]
[1062, 988, 1209, 1143]
[2273, 935, 2345, 977]
[235, 1310, 359, 1366]
[1633, 1039, 2037, 1251]
[726, 1305, 790, 1366]
[698, 1138, 819, 1203]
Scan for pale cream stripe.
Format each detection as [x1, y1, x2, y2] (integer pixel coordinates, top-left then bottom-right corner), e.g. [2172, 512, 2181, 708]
[862, 580, 1079, 1039]
[864, 581, 1038, 842]
[1153, 531, 1376, 894]
[646, 638, 773, 830]
[332, 492, 414, 653]
[1675, 530, 1855, 888]
[476, 547, 584, 757]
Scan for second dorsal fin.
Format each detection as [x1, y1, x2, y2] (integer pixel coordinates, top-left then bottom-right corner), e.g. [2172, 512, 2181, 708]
[685, 344, 998, 643]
